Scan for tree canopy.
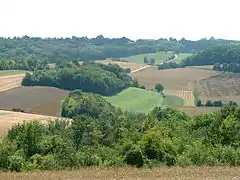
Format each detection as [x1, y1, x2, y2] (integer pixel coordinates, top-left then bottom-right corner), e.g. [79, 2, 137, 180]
[22, 62, 141, 96]
[0, 36, 237, 63]
[1, 93, 240, 171]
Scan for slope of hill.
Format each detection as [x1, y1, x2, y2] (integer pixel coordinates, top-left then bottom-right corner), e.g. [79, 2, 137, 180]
[105, 87, 164, 113]
[120, 51, 191, 64]
[22, 62, 141, 96]
[182, 44, 240, 66]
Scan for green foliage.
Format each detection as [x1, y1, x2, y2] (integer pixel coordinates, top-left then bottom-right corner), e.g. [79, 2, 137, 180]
[0, 58, 48, 71]
[163, 95, 184, 106]
[196, 100, 202, 107]
[61, 90, 115, 118]
[158, 44, 240, 70]
[0, 36, 235, 64]
[3, 96, 240, 171]
[155, 84, 164, 92]
[22, 62, 140, 96]
[205, 100, 213, 107]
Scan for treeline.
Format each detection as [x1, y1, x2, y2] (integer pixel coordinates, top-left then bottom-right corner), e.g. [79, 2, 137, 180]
[196, 100, 237, 107]
[0, 58, 48, 71]
[22, 62, 142, 96]
[158, 44, 240, 70]
[0, 36, 237, 63]
[213, 63, 240, 73]
[1, 90, 240, 171]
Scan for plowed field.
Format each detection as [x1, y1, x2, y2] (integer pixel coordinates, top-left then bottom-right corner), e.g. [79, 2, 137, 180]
[0, 86, 69, 116]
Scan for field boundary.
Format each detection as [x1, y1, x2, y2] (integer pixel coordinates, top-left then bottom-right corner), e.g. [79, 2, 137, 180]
[131, 65, 151, 73]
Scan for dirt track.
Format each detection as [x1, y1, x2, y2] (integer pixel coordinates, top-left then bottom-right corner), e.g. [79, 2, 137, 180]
[0, 86, 69, 116]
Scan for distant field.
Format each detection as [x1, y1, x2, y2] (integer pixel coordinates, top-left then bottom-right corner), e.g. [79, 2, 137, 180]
[0, 74, 25, 92]
[121, 52, 192, 64]
[0, 70, 28, 76]
[95, 60, 148, 72]
[131, 67, 219, 91]
[196, 72, 240, 103]
[189, 65, 214, 70]
[0, 110, 55, 139]
[105, 87, 163, 113]
[0, 86, 69, 116]
[1, 166, 240, 180]
[171, 106, 220, 116]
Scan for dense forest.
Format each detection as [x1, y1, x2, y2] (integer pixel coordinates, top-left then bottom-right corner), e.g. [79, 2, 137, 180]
[22, 62, 142, 96]
[213, 62, 240, 73]
[158, 44, 240, 70]
[0, 36, 237, 63]
[1, 90, 240, 171]
[0, 58, 48, 71]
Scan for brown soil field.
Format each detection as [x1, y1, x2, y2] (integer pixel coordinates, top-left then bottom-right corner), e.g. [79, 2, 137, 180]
[131, 67, 220, 91]
[0, 74, 25, 92]
[0, 110, 55, 138]
[96, 60, 148, 72]
[171, 106, 220, 116]
[1, 166, 240, 180]
[0, 86, 69, 116]
[196, 73, 240, 103]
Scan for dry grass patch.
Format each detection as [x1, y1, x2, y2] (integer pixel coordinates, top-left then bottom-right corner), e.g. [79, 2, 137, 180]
[0, 74, 25, 92]
[1, 166, 240, 180]
[0, 110, 55, 139]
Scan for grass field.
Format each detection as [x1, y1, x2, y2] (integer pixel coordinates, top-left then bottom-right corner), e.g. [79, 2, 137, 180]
[121, 51, 192, 64]
[163, 95, 184, 106]
[105, 87, 164, 113]
[0, 70, 28, 76]
[1, 166, 240, 180]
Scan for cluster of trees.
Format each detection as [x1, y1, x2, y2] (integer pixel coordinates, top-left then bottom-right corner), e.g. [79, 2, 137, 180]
[158, 62, 184, 70]
[0, 58, 48, 71]
[143, 57, 155, 65]
[22, 62, 142, 96]
[0, 36, 237, 63]
[182, 44, 240, 67]
[213, 63, 240, 73]
[1, 90, 240, 171]
[158, 44, 240, 70]
[196, 100, 223, 107]
[196, 100, 237, 107]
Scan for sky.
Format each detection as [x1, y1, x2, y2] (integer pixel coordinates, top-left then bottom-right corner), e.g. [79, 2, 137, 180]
[0, 0, 239, 40]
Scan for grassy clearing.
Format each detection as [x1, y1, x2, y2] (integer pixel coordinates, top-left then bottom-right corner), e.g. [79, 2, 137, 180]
[121, 52, 171, 64]
[163, 95, 184, 106]
[0, 70, 28, 76]
[105, 87, 163, 113]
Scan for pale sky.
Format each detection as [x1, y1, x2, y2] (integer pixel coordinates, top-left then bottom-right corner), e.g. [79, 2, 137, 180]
[0, 0, 239, 40]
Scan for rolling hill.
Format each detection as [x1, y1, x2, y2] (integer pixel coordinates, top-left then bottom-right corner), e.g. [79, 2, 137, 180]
[105, 87, 164, 113]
